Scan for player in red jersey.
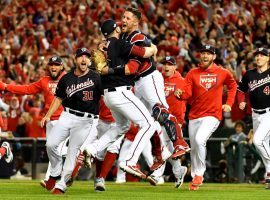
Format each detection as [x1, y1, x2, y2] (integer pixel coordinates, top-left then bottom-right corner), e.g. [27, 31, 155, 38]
[158, 56, 188, 188]
[176, 44, 237, 190]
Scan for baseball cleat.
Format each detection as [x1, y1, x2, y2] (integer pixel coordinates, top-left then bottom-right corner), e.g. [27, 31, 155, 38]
[192, 175, 203, 186]
[1, 142, 13, 163]
[175, 166, 187, 188]
[150, 146, 171, 172]
[150, 157, 165, 172]
[120, 165, 147, 179]
[189, 182, 199, 191]
[171, 145, 190, 160]
[40, 180, 46, 188]
[95, 177, 106, 192]
[146, 175, 158, 186]
[45, 176, 58, 191]
[51, 188, 64, 195]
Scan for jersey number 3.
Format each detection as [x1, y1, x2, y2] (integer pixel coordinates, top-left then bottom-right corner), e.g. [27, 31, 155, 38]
[263, 86, 270, 95]
[83, 91, 93, 101]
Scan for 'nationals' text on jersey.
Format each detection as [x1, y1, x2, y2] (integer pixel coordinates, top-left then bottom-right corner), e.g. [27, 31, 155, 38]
[55, 69, 102, 114]
[238, 68, 270, 110]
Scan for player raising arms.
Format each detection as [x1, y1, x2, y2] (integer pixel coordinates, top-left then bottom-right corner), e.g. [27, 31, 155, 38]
[176, 44, 237, 190]
[237, 47, 270, 189]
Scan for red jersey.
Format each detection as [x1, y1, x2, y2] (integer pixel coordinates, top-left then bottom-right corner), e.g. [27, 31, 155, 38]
[181, 63, 237, 120]
[6, 73, 65, 121]
[163, 71, 186, 124]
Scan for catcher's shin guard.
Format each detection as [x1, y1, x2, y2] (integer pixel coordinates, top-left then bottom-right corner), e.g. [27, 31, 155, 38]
[152, 103, 169, 125]
[152, 103, 179, 142]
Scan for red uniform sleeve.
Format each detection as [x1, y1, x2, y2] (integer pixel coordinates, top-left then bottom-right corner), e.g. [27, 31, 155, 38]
[224, 70, 237, 107]
[131, 45, 146, 57]
[126, 59, 140, 74]
[6, 79, 43, 95]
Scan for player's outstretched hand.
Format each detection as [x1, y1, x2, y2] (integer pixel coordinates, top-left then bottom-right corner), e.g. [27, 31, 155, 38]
[40, 116, 50, 128]
[174, 89, 183, 98]
[239, 102, 246, 110]
[222, 104, 231, 112]
[0, 81, 7, 91]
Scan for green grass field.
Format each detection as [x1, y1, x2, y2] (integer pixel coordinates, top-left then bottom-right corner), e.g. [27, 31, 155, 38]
[0, 180, 269, 200]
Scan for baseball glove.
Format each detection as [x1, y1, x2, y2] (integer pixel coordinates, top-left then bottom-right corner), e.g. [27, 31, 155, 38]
[90, 49, 107, 73]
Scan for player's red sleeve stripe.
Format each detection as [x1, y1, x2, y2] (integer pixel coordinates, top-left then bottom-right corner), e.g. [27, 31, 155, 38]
[131, 33, 145, 44]
[131, 45, 145, 57]
[126, 60, 140, 74]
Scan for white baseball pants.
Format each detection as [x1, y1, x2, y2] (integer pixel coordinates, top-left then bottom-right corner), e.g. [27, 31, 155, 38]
[188, 116, 220, 177]
[134, 70, 168, 109]
[252, 111, 270, 174]
[44, 120, 69, 181]
[46, 111, 97, 191]
[103, 86, 156, 166]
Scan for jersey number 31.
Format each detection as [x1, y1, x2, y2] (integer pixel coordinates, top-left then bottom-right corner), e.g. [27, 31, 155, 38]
[83, 91, 93, 101]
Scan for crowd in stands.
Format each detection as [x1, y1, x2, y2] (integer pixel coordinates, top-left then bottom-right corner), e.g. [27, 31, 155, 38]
[0, 0, 269, 181]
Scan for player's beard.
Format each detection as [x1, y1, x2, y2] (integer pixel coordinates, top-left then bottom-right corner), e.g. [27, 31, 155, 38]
[200, 59, 213, 69]
[49, 71, 61, 80]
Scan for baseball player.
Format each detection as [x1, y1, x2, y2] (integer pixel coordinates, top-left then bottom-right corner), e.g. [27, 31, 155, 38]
[120, 7, 190, 167]
[237, 47, 270, 189]
[0, 56, 70, 187]
[41, 47, 102, 194]
[84, 19, 158, 181]
[176, 44, 237, 190]
[0, 142, 13, 163]
[151, 55, 188, 188]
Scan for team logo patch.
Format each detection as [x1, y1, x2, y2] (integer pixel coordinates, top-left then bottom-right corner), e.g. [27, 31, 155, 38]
[81, 47, 87, 52]
[164, 84, 175, 97]
[200, 74, 217, 90]
[52, 56, 57, 61]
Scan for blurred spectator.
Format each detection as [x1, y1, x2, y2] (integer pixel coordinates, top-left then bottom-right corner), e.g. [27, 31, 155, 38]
[224, 120, 247, 182]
